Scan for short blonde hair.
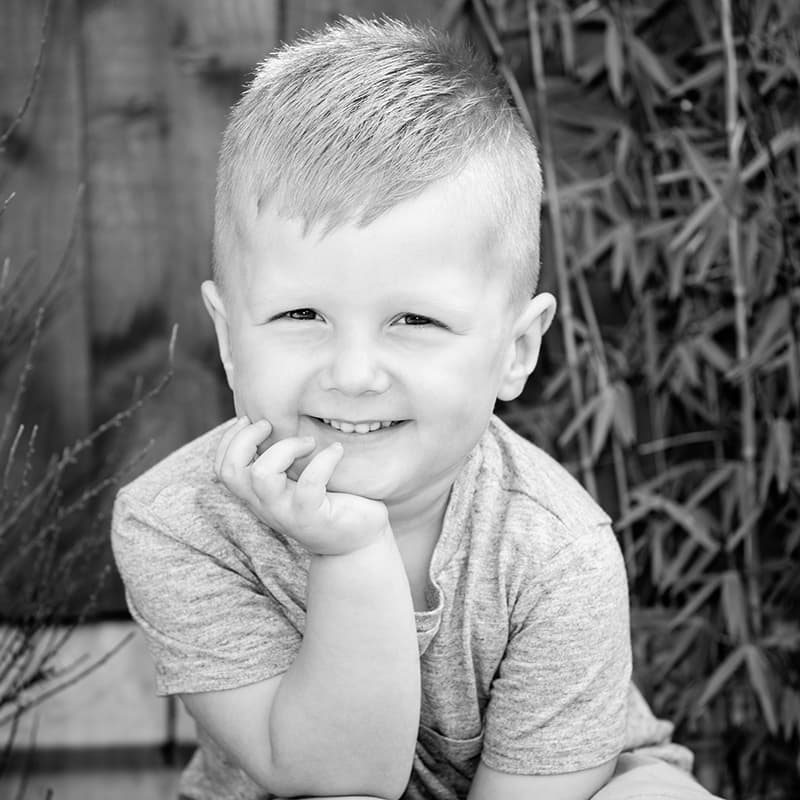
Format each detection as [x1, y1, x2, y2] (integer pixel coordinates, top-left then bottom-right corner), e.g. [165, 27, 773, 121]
[214, 17, 542, 302]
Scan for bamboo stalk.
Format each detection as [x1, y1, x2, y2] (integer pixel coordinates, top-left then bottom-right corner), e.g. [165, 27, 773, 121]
[573, 249, 633, 546]
[524, 0, 598, 496]
[720, 0, 761, 635]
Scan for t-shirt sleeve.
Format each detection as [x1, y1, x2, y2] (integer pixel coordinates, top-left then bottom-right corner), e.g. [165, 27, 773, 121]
[481, 522, 631, 775]
[111, 488, 302, 696]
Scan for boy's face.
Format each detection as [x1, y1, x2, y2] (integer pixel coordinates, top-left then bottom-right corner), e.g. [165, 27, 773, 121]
[204, 173, 553, 509]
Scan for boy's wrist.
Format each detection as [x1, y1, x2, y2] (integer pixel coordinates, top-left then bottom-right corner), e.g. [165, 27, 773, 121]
[308, 521, 394, 558]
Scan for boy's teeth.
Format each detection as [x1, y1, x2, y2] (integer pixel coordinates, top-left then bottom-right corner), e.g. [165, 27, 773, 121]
[320, 418, 396, 434]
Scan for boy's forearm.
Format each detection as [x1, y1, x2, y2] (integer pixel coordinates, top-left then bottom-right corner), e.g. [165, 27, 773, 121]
[267, 528, 420, 799]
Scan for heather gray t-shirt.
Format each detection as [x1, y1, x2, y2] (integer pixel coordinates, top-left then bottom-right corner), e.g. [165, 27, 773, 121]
[112, 415, 631, 799]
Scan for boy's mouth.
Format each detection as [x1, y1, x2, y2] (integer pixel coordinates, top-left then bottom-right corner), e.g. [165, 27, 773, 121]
[316, 417, 402, 434]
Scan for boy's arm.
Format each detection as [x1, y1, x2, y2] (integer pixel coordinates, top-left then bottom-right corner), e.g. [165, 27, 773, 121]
[467, 757, 617, 800]
[474, 522, 630, 797]
[181, 419, 420, 799]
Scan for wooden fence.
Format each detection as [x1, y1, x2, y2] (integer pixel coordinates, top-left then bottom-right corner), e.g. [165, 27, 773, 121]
[1, 0, 450, 616]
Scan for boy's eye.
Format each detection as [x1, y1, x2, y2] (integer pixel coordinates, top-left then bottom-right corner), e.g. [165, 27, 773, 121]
[396, 313, 439, 327]
[282, 308, 319, 321]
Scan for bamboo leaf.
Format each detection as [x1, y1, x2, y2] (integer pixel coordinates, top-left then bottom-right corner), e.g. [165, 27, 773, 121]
[625, 491, 719, 551]
[748, 298, 790, 367]
[741, 128, 800, 183]
[660, 535, 701, 592]
[789, 345, 800, 407]
[696, 646, 747, 709]
[668, 61, 724, 98]
[686, 462, 737, 509]
[612, 381, 636, 445]
[558, 390, 605, 449]
[745, 645, 778, 734]
[758, 424, 777, 502]
[779, 687, 800, 739]
[576, 226, 618, 270]
[604, 14, 624, 104]
[554, 175, 615, 204]
[675, 342, 701, 387]
[693, 334, 734, 374]
[692, 208, 728, 283]
[724, 506, 762, 552]
[614, 125, 632, 173]
[720, 570, 749, 643]
[772, 417, 792, 494]
[669, 574, 722, 629]
[676, 130, 723, 203]
[611, 224, 635, 290]
[558, 4, 576, 73]
[590, 384, 616, 460]
[615, 493, 660, 530]
[655, 620, 705, 681]
[629, 36, 675, 92]
[668, 247, 688, 299]
[668, 196, 717, 252]
[632, 460, 707, 496]
[673, 548, 718, 595]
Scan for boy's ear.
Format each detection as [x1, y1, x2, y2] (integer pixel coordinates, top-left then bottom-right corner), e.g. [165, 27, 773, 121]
[497, 292, 556, 402]
[201, 280, 235, 391]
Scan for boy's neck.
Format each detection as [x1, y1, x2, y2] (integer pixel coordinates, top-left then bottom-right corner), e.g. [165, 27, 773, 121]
[386, 477, 455, 612]
[386, 474, 453, 541]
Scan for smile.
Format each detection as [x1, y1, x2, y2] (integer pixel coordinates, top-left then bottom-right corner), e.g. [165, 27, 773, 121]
[318, 418, 400, 434]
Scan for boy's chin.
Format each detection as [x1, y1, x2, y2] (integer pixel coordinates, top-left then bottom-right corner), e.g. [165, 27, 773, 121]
[325, 471, 387, 501]
[286, 457, 389, 501]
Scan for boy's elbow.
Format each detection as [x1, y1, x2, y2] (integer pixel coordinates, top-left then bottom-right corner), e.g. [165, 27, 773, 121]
[252, 752, 411, 800]
[257, 710, 416, 799]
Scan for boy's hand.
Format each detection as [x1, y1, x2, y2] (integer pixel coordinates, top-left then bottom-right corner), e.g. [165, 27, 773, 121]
[215, 417, 390, 555]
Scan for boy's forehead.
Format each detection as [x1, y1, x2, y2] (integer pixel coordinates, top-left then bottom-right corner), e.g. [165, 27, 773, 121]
[241, 179, 509, 279]
[219, 161, 525, 311]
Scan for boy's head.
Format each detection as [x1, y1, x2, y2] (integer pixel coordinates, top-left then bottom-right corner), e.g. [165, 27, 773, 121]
[213, 16, 543, 305]
[203, 17, 555, 509]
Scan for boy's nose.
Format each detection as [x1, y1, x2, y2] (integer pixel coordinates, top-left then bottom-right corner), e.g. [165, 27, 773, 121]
[320, 336, 390, 396]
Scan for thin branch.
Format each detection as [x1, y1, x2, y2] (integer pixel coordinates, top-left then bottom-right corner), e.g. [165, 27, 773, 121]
[0, 633, 134, 729]
[0, 308, 43, 460]
[0, 194, 16, 222]
[0, 0, 53, 152]
[0, 325, 175, 541]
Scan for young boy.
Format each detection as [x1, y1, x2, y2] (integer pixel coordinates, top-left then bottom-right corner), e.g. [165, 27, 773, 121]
[112, 18, 723, 800]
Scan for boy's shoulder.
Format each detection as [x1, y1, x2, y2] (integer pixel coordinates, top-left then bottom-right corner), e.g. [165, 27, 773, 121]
[454, 416, 622, 610]
[116, 420, 230, 512]
[482, 415, 611, 535]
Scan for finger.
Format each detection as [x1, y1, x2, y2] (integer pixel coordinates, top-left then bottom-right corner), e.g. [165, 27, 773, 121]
[250, 436, 316, 491]
[293, 442, 344, 514]
[214, 416, 250, 476]
[218, 419, 272, 491]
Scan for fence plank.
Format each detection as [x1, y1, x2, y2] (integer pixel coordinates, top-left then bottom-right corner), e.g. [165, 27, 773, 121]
[81, 0, 172, 343]
[0, 0, 89, 446]
[82, 1, 281, 615]
[164, 0, 281, 356]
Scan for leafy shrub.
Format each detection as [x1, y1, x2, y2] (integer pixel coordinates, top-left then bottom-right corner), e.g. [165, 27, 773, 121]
[461, 1, 800, 797]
